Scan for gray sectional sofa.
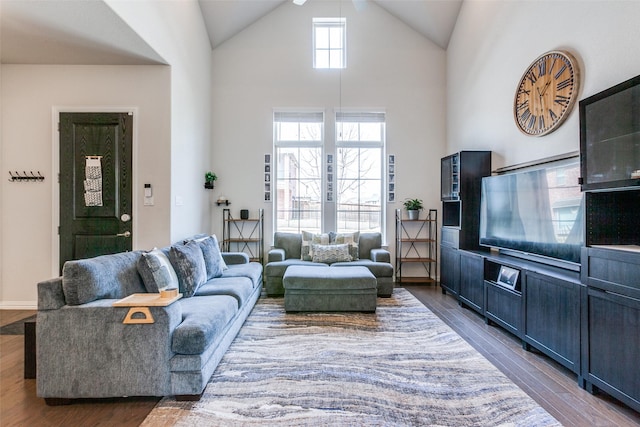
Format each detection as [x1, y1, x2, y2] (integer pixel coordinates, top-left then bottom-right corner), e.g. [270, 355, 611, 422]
[265, 231, 394, 297]
[36, 235, 262, 405]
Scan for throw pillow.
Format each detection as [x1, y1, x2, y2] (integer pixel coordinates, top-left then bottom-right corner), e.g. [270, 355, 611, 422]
[137, 248, 179, 293]
[211, 234, 229, 271]
[198, 235, 227, 280]
[331, 231, 360, 260]
[312, 243, 352, 264]
[169, 241, 207, 298]
[301, 231, 330, 261]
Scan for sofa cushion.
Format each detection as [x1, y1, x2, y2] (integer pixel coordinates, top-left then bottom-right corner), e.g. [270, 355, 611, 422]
[137, 248, 179, 293]
[273, 232, 303, 260]
[312, 243, 352, 264]
[221, 262, 263, 288]
[197, 235, 228, 279]
[195, 277, 255, 306]
[169, 242, 207, 298]
[62, 251, 146, 305]
[330, 231, 360, 260]
[172, 295, 238, 355]
[331, 259, 394, 277]
[301, 231, 330, 261]
[357, 232, 382, 260]
[265, 259, 328, 278]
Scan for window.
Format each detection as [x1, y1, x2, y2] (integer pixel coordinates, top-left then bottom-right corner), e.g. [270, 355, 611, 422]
[273, 112, 324, 234]
[313, 18, 346, 69]
[273, 111, 386, 238]
[335, 112, 385, 234]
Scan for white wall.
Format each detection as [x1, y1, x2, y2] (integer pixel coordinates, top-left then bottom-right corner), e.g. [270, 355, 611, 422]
[106, 0, 213, 242]
[447, 1, 640, 169]
[210, 1, 446, 250]
[0, 65, 171, 308]
[0, 0, 213, 308]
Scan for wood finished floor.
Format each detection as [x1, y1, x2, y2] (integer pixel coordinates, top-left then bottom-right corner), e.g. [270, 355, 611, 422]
[1, 285, 639, 426]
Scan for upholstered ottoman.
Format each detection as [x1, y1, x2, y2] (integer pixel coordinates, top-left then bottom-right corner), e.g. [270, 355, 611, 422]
[283, 265, 377, 312]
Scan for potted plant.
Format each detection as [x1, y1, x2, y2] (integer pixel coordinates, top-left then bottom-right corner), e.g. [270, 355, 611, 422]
[403, 198, 423, 220]
[204, 171, 217, 189]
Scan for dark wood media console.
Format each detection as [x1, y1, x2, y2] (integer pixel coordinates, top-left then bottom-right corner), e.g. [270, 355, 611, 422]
[440, 76, 640, 412]
[448, 250, 584, 382]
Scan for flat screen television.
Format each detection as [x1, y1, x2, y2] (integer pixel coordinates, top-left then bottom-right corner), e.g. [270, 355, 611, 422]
[479, 157, 583, 269]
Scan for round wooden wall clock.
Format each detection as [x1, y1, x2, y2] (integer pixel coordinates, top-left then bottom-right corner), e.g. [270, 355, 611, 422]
[514, 50, 580, 136]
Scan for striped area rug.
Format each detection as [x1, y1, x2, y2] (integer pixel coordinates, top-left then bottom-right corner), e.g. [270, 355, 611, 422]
[142, 288, 560, 426]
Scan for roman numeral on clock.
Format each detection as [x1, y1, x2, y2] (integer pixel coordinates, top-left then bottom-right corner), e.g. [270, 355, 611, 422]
[554, 64, 567, 80]
[555, 95, 570, 106]
[516, 100, 529, 111]
[527, 71, 538, 84]
[537, 60, 546, 77]
[527, 114, 536, 130]
[549, 57, 557, 75]
[557, 79, 572, 90]
[549, 109, 558, 121]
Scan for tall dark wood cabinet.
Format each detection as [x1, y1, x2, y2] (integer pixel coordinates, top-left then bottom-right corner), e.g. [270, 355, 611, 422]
[582, 247, 640, 412]
[579, 75, 640, 413]
[439, 245, 460, 295]
[440, 151, 491, 297]
[458, 251, 484, 314]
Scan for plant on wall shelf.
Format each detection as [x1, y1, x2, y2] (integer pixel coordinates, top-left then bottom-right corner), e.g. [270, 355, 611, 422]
[403, 198, 423, 220]
[204, 171, 217, 189]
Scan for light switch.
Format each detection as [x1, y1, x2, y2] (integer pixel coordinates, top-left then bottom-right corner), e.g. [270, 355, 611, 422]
[144, 184, 154, 206]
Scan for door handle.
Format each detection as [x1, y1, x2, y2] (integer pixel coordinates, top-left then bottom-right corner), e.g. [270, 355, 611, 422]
[116, 231, 131, 238]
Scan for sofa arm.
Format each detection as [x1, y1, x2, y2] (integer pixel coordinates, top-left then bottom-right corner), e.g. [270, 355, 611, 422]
[38, 277, 66, 310]
[268, 249, 285, 263]
[222, 252, 249, 265]
[370, 248, 391, 263]
[37, 300, 182, 398]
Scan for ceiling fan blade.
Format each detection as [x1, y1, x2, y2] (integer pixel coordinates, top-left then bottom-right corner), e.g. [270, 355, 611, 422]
[293, 0, 307, 5]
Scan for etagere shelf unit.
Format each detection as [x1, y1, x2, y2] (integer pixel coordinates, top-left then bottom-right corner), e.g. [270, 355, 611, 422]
[395, 208, 438, 284]
[222, 208, 264, 264]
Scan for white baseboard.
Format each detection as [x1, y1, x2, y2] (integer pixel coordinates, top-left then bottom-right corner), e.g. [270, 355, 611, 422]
[0, 301, 37, 310]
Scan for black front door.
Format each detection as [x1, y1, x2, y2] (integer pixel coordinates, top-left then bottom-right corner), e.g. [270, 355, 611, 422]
[59, 112, 133, 272]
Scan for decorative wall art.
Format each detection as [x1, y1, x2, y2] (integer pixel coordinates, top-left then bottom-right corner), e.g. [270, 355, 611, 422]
[388, 154, 395, 203]
[264, 153, 272, 202]
[326, 154, 334, 202]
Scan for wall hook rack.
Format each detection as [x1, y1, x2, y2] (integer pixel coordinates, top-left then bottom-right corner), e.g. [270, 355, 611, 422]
[8, 171, 45, 182]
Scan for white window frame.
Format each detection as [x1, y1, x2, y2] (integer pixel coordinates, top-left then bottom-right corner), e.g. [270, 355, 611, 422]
[272, 110, 386, 240]
[313, 17, 346, 69]
[334, 111, 386, 236]
[273, 111, 325, 234]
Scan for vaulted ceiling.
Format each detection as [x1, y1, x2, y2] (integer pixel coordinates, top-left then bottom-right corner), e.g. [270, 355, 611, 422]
[0, 0, 462, 65]
[199, 0, 463, 49]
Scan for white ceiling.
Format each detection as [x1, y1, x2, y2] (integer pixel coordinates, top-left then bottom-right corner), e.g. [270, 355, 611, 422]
[0, 0, 166, 65]
[0, 0, 462, 65]
[199, 0, 463, 49]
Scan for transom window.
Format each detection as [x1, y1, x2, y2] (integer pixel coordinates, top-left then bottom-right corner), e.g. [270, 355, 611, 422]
[313, 18, 346, 69]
